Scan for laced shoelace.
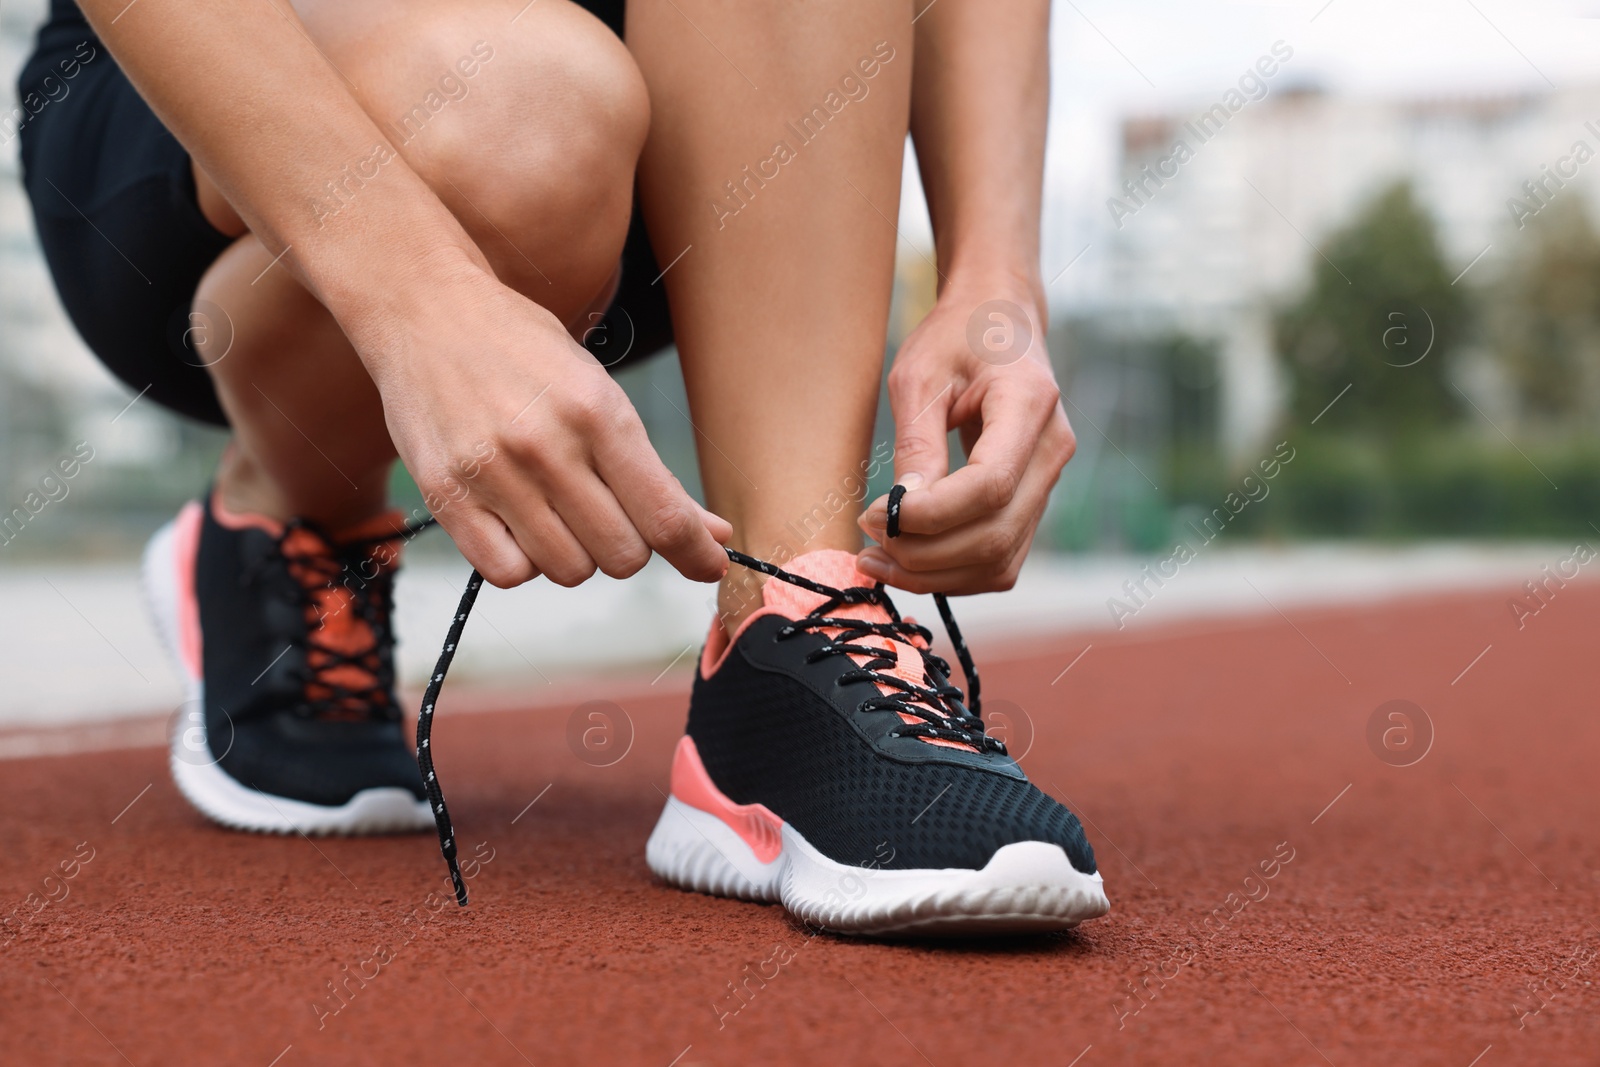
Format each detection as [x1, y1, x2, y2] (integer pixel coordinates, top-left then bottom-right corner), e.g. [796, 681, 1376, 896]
[414, 483, 993, 906]
[243, 519, 425, 720]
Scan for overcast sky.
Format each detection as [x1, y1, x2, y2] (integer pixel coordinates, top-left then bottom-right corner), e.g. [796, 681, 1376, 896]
[900, 0, 1600, 304]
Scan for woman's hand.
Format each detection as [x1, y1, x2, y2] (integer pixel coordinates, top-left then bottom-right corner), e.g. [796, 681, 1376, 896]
[360, 256, 730, 589]
[76, 0, 728, 592]
[856, 275, 1073, 594]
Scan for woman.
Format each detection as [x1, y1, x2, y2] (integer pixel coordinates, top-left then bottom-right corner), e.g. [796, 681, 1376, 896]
[17, 0, 1105, 934]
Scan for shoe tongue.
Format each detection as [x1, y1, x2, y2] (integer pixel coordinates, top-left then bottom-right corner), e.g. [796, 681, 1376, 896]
[279, 509, 408, 583]
[760, 549, 887, 622]
[330, 508, 409, 543]
[763, 549, 963, 744]
[279, 510, 406, 717]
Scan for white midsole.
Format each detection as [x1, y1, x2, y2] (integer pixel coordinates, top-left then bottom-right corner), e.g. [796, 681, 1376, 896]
[143, 516, 434, 836]
[645, 795, 1110, 936]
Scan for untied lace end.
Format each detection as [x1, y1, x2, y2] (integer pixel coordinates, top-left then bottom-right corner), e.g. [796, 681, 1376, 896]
[397, 515, 476, 906]
[417, 566, 481, 907]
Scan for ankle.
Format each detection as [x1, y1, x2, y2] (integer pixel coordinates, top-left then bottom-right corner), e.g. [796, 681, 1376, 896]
[716, 566, 767, 638]
[214, 446, 287, 521]
[215, 445, 390, 530]
[713, 518, 864, 638]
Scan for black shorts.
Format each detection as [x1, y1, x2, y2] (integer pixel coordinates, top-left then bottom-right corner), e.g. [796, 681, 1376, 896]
[16, 0, 671, 428]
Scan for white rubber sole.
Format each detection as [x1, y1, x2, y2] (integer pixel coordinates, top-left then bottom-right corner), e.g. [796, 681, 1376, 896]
[143, 514, 434, 836]
[645, 795, 1110, 936]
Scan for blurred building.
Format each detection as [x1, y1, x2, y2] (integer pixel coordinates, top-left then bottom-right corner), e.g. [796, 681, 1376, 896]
[1101, 80, 1600, 458]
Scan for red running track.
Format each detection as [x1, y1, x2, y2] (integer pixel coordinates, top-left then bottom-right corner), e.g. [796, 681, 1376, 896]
[4, 584, 1599, 1066]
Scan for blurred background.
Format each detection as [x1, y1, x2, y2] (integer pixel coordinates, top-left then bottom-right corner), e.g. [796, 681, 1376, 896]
[4, 0, 1599, 729]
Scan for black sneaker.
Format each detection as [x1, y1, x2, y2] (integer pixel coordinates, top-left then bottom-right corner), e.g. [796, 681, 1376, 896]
[644, 549, 1109, 936]
[142, 494, 433, 834]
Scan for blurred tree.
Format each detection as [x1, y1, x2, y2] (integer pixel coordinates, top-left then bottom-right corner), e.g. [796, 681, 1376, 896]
[1155, 332, 1221, 446]
[1486, 196, 1600, 426]
[1275, 180, 1466, 433]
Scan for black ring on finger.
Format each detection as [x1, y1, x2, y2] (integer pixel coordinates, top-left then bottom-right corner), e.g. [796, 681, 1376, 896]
[886, 483, 906, 540]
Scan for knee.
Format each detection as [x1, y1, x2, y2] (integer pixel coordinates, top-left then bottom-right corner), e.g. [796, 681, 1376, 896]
[401, 7, 649, 305]
[420, 13, 649, 216]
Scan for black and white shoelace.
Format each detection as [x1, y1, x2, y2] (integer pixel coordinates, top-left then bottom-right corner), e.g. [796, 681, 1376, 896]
[415, 483, 988, 905]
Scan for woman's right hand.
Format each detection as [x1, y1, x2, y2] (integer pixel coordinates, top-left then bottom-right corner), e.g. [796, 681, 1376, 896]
[78, 0, 724, 591]
[354, 255, 730, 589]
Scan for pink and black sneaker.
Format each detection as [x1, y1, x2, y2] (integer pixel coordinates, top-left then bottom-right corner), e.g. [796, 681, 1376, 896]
[643, 548, 1109, 936]
[142, 493, 433, 835]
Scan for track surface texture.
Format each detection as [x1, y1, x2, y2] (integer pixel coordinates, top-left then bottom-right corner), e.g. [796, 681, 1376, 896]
[6, 585, 1599, 1067]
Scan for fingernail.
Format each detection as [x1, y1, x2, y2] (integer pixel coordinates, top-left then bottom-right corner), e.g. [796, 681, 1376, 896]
[857, 552, 889, 579]
[900, 472, 925, 491]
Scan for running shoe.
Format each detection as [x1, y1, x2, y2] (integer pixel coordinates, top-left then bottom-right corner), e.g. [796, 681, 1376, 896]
[142, 493, 433, 834]
[643, 548, 1109, 936]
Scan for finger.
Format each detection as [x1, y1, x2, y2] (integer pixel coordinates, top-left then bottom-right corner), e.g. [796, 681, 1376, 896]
[854, 551, 1025, 597]
[859, 529, 1008, 580]
[530, 452, 653, 579]
[890, 373, 954, 488]
[860, 504, 1024, 575]
[441, 506, 540, 589]
[548, 475, 654, 580]
[594, 422, 729, 583]
[863, 444, 1058, 572]
[860, 374, 955, 536]
[697, 504, 733, 545]
[503, 501, 597, 588]
[882, 375, 1056, 537]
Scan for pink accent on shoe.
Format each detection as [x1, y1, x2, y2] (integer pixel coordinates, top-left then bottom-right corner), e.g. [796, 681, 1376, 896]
[210, 494, 284, 536]
[330, 508, 408, 542]
[211, 494, 405, 543]
[757, 549, 935, 700]
[756, 549, 873, 618]
[172, 500, 205, 680]
[669, 735, 783, 864]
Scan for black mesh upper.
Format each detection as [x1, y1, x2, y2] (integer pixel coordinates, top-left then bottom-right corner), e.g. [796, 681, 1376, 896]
[687, 633, 1097, 874]
[195, 502, 426, 805]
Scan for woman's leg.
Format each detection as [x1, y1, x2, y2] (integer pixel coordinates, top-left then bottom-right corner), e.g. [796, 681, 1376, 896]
[627, 1, 913, 624]
[192, 0, 649, 528]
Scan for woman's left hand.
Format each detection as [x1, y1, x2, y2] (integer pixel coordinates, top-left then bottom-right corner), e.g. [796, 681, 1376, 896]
[857, 275, 1075, 595]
